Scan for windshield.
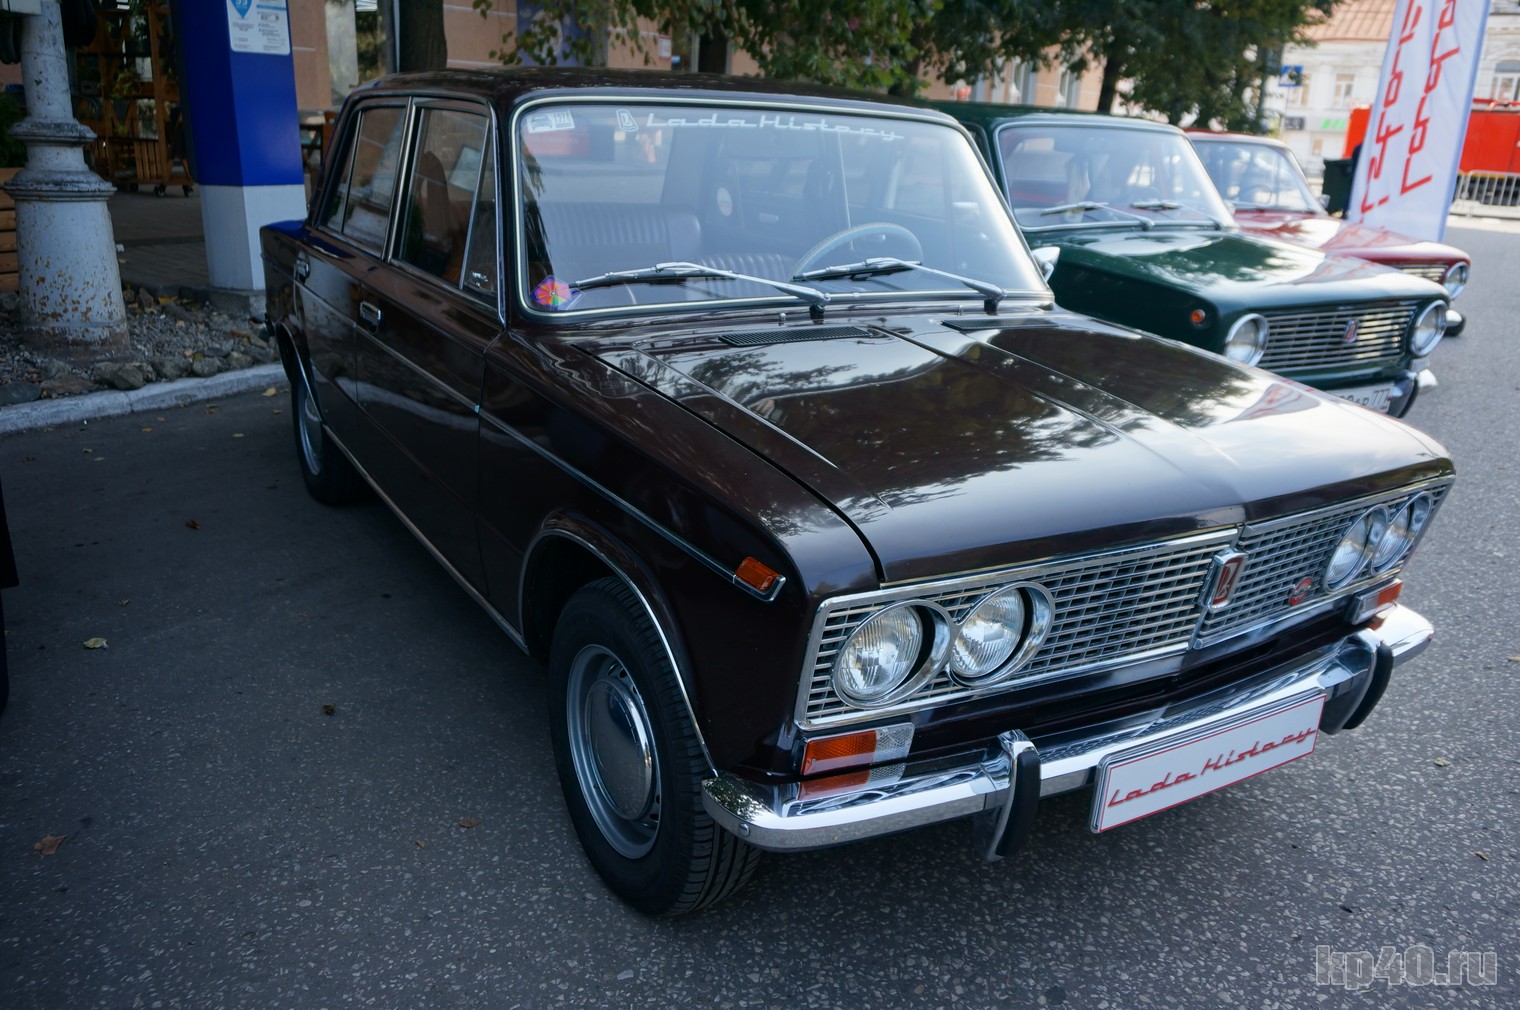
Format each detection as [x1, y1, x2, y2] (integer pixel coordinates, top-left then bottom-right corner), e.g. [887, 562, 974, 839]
[1192, 139, 1322, 213]
[516, 102, 1045, 316]
[995, 124, 1234, 230]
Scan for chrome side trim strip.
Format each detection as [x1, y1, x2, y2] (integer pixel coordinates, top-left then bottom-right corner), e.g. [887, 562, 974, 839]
[479, 409, 784, 603]
[525, 527, 717, 775]
[323, 425, 528, 654]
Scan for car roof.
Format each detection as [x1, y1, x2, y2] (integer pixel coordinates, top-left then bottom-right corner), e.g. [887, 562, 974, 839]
[1187, 130, 1290, 149]
[931, 99, 1184, 136]
[349, 66, 963, 127]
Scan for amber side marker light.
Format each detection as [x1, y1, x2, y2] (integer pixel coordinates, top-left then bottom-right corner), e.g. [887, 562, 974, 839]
[801, 725, 914, 776]
[1356, 580, 1403, 624]
[1190, 308, 1209, 327]
[735, 556, 781, 593]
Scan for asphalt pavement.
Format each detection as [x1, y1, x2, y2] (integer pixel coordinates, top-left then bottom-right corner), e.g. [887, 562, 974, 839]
[1, 222, 1516, 1009]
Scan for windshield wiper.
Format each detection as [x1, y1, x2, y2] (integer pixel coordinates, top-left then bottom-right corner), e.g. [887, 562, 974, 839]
[1130, 200, 1229, 229]
[793, 256, 1007, 313]
[573, 261, 831, 319]
[1036, 200, 1153, 229]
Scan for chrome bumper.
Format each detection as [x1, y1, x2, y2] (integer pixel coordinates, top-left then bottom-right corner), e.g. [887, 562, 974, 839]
[702, 604, 1432, 854]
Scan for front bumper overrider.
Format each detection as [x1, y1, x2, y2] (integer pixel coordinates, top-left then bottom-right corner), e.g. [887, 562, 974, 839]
[702, 604, 1432, 858]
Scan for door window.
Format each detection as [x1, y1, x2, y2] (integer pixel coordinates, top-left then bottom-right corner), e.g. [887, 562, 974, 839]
[396, 107, 493, 290]
[319, 105, 406, 254]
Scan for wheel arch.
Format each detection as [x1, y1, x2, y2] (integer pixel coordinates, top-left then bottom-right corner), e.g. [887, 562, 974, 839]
[520, 516, 716, 774]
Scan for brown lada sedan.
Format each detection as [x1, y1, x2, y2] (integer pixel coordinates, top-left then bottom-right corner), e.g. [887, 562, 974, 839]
[261, 69, 1454, 915]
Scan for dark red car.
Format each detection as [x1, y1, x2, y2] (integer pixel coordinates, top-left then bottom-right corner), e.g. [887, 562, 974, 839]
[261, 69, 1455, 914]
[1190, 132, 1471, 316]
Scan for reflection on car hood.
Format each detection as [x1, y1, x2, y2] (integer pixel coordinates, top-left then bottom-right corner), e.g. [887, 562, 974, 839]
[593, 312, 1449, 582]
[1035, 228, 1443, 309]
[1234, 213, 1470, 266]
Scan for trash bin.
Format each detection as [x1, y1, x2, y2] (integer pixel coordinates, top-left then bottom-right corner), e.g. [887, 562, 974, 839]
[1322, 156, 1354, 216]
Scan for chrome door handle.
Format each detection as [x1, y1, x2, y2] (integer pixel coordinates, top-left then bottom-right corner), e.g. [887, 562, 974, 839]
[294, 255, 310, 281]
[358, 301, 382, 330]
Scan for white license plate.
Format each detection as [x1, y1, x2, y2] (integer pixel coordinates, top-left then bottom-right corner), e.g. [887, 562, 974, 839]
[1335, 382, 1396, 413]
[1091, 693, 1325, 832]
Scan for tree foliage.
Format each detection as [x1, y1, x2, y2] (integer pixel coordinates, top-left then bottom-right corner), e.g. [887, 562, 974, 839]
[466, 0, 1338, 129]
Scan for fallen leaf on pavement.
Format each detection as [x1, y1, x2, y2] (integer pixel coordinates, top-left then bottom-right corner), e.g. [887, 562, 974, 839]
[22, 455, 34, 462]
[232, 433, 245, 439]
[415, 839, 427, 849]
[185, 519, 201, 530]
[321, 704, 335, 716]
[458, 818, 480, 829]
[118, 599, 130, 607]
[1433, 757, 1452, 767]
[1477, 851, 1489, 861]
[82, 638, 108, 650]
[34, 834, 67, 855]
[262, 387, 278, 397]
[1509, 656, 1520, 663]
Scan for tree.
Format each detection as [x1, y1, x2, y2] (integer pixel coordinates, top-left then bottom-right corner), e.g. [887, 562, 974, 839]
[1045, 0, 1339, 128]
[386, 0, 447, 72]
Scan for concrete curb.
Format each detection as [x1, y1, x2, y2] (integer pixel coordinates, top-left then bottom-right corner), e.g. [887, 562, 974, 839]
[0, 363, 287, 436]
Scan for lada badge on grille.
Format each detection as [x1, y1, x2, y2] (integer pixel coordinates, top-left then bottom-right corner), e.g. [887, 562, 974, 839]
[1341, 319, 1360, 344]
[1205, 550, 1248, 611]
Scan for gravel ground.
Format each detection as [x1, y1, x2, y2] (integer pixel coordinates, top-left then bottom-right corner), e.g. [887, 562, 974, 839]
[0, 288, 276, 406]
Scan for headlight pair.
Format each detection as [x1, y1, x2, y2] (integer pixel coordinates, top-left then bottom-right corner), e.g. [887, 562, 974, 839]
[1324, 493, 1435, 591]
[833, 584, 1052, 708]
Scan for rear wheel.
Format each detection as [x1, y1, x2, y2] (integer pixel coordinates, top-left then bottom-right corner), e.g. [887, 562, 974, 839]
[549, 578, 760, 915]
[291, 368, 368, 505]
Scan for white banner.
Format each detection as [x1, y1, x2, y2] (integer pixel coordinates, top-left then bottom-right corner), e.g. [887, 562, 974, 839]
[1348, 0, 1491, 241]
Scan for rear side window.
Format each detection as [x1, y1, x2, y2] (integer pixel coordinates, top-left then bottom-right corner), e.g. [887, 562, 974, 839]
[318, 105, 406, 253]
[396, 107, 493, 292]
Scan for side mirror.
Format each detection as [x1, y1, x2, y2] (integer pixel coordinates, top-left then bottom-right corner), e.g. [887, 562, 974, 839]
[1031, 246, 1059, 282]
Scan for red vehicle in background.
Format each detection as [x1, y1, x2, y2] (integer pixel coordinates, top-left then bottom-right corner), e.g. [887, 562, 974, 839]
[1189, 131, 1471, 332]
[1341, 100, 1520, 205]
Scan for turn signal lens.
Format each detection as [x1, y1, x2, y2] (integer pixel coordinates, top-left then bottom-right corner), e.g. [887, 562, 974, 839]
[801, 724, 914, 776]
[735, 556, 781, 593]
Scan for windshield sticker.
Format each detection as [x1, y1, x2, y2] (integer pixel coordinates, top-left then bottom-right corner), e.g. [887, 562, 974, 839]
[526, 110, 575, 134]
[532, 276, 579, 310]
[616, 109, 639, 132]
[639, 111, 902, 142]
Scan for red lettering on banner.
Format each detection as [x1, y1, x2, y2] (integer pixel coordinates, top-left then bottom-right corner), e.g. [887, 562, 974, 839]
[1402, 0, 1460, 195]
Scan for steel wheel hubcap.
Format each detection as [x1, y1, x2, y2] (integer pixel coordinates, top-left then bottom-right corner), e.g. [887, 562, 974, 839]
[297, 380, 323, 474]
[567, 644, 660, 858]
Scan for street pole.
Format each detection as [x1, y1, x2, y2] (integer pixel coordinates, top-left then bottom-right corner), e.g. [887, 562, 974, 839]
[4, 0, 127, 359]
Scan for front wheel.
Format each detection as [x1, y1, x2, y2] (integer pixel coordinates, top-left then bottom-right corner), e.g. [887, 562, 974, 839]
[290, 367, 368, 505]
[549, 578, 760, 915]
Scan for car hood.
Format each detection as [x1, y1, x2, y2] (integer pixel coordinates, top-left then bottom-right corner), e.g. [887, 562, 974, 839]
[1234, 213, 1470, 266]
[591, 312, 1450, 583]
[1031, 227, 1440, 309]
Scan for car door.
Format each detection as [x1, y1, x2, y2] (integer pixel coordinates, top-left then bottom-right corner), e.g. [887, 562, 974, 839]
[355, 99, 502, 592]
[299, 101, 409, 445]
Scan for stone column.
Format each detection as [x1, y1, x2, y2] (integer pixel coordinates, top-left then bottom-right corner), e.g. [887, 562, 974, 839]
[5, 0, 128, 359]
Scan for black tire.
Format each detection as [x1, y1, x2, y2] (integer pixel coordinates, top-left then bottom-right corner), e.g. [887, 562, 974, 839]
[549, 578, 760, 915]
[290, 368, 368, 505]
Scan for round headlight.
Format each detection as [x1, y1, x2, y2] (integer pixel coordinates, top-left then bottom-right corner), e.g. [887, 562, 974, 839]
[1371, 493, 1433, 572]
[1224, 313, 1268, 365]
[950, 586, 1024, 681]
[1440, 261, 1469, 299]
[1325, 507, 1385, 589]
[1409, 301, 1447, 356]
[949, 583, 1054, 685]
[833, 603, 940, 707]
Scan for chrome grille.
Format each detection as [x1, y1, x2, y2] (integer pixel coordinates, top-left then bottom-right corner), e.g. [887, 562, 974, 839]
[1199, 482, 1452, 640]
[1257, 301, 1416, 372]
[799, 479, 1452, 729]
[1392, 263, 1446, 283]
[801, 533, 1232, 727]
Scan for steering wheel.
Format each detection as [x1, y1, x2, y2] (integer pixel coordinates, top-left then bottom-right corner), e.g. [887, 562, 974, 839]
[791, 222, 924, 276]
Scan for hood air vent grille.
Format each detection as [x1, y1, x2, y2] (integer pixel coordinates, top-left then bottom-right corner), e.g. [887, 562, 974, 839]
[719, 325, 872, 347]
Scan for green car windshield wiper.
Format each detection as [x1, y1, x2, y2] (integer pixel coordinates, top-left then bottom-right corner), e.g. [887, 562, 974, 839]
[1037, 200, 1153, 229]
[1131, 199, 1228, 229]
[573, 261, 831, 319]
[793, 256, 1008, 313]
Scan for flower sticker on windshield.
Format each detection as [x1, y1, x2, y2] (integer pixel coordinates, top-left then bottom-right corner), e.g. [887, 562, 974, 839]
[533, 276, 579, 310]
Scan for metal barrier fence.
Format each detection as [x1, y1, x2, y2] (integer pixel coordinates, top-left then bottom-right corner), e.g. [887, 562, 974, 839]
[1453, 172, 1520, 210]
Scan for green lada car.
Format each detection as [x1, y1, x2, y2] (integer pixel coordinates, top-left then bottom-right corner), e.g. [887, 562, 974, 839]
[941, 104, 1455, 418]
